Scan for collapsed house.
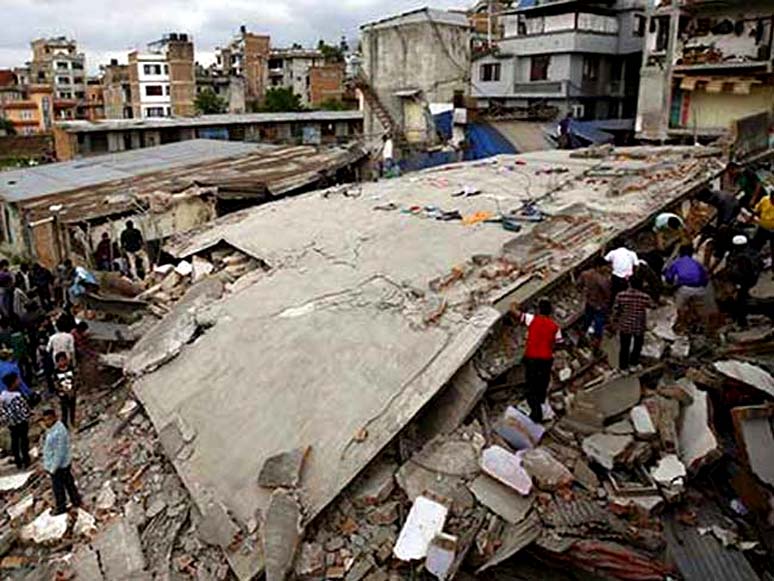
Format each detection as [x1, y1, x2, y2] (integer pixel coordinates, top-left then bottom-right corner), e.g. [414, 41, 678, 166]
[0, 139, 366, 267]
[121, 142, 755, 579]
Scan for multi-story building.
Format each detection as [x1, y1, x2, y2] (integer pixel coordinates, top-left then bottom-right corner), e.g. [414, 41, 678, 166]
[214, 26, 271, 109]
[196, 65, 247, 114]
[128, 33, 196, 119]
[471, 0, 645, 123]
[268, 48, 326, 106]
[309, 63, 345, 107]
[0, 82, 74, 135]
[29, 37, 86, 119]
[84, 79, 105, 121]
[359, 8, 472, 144]
[636, 0, 774, 143]
[102, 60, 133, 119]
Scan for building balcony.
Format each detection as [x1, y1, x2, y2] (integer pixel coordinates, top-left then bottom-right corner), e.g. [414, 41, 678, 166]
[268, 68, 284, 77]
[512, 80, 566, 96]
[672, 60, 772, 74]
[500, 30, 618, 56]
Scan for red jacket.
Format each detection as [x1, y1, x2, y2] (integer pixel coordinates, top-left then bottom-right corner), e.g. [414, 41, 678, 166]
[522, 313, 561, 360]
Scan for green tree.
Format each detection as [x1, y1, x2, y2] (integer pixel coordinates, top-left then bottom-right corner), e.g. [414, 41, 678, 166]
[194, 88, 227, 115]
[0, 118, 16, 136]
[317, 39, 344, 63]
[261, 87, 304, 112]
[319, 99, 350, 111]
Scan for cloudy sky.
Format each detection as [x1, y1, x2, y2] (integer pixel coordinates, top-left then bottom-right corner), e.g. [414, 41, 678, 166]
[0, 0, 461, 73]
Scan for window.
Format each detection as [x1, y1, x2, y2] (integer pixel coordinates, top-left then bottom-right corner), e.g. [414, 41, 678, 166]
[571, 104, 585, 119]
[165, 107, 171, 116]
[582, 55, 599, 81]
[56, 76, 71, 85]
[21, 110, 33, 120]
[71, 61, 84, 70]
[480, 63, 502, 82]
[37, 71, 46, 81]
[145, 85, 163, 96]
[164, 65, 169, 74]
[530, 55, 550, 81]
[56, 61, 69, 70]
[73, 77, 84, 85]
[165, 85, 170, 96]
[633, 14, 646, 37]
[145, 106, 165, 117]
[58, 91, 72, 99]
[74, 91, 85, 99]
[654, 16, 670, 53]
[143, 64, 162, 75]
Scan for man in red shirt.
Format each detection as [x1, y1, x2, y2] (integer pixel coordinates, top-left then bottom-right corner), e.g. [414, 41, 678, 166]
[512, 298, 562, 423]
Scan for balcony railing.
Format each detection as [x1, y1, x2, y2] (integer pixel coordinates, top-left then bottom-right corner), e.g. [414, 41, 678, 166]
[512, 80, 564, 95]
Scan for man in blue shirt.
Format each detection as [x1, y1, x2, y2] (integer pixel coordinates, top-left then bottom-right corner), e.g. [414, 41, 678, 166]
[664, 243, 713, 317]
[41, 408, 81, 515]
[0, 347, 31, 398]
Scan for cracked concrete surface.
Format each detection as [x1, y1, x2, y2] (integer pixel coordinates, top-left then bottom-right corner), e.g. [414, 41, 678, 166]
[134, 147, 724, 579]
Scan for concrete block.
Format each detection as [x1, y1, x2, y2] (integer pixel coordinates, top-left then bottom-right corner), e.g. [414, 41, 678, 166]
[467, 475, 533, 524]
[630, 405, 657, 439]
[425, 533, 457, 580]
[582, 434, 633, 470]
[258, 446, 310, 489]
[393, 496, 448, 561]
[72, 546, 104, 581]
[92, 517, 146, 580]
[521, 448, 574, 491]
[606, 419, 634, 435]
[650, 454, 686, 495]
[678, 379, 719, 472]
[351, 460, 397, 508]
[574, 375, 641, 420]
[263, 489, 303, 581]
[480, 446, 532, 496]
[494, 406, 545, 450]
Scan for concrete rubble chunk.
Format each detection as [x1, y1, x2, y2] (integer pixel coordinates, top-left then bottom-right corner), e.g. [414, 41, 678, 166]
[477, 512, 542, 572]
[630, 405, 657, 439]
[125, 277, 224, 376]
[468, 474, 533, 524]
[294, 542, 324, 579]
[419, 362, 487, 439]
[582, 433, 634, 470]
[351, 460, 397, 508]
[714, 360, 774, 398]
[609, 494, 664, 514]
[494, 406, 545, 450]
[605, 419, 634, 435]
[92, 517, 147, 580]
[425, 533, 457, 580]
[72, 546, 104, 581]
[393, 495, 448, 561]
[573, 374, 641, 420]
[0, 471, 33, 492]
[366, 501, 399, 526]
[732, 404, 774, 489]
[96, 480, 117, 511]
[396, 438, 478, 515]
[345, 555, 375, 581]
[73, 508, 97, 538]
[480, 446, 532, 496]
[263, 489, 303, 581]
[6, 495, 33, 521]
[653, 396, 680, 453]
[678, 379, 719, 472]
[572, 459, 599, 491]
[521, 448, 574, 491]
[258, 446, 310, 489]
[20, 509, 68, 544]
[651, 454, 686, 495]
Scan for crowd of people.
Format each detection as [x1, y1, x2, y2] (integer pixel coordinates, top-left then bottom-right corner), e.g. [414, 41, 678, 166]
[513, 168, 773, 424]
[0, 258, 91, 516]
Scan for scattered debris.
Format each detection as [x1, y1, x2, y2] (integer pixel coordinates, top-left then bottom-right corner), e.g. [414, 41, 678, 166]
[263, 489, 304, 581]
[582, 434, 634, 470]
[480, 446, 532, 496]
[393, 495, 448, 561]
[425, 533, 457, 580]
[20, 510, 68, 544]
[258, 446, 310, 489]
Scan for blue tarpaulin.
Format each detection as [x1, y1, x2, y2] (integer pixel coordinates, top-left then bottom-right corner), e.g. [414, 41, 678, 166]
[464, 123, 518, 161]
[197, 127, 229, 140]
[568, 120, 615, 145]
[433, 111, 453, 141]
[399, 149, 458, 173]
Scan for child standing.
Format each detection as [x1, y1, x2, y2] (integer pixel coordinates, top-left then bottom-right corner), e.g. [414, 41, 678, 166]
[1, 372, 31, 469]
[53, 352, 77, 428]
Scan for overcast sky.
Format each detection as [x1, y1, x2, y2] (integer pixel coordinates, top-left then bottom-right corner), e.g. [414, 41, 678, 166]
[0, 0, 462, 74]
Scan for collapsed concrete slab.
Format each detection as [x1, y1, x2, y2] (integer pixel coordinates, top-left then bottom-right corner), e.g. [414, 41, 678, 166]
[574, 375, 642, 421]
[714, 360, 774, 398]
[677, 379, 719, 472]
[731, 404, 774, 489]
[91, 517, 147, 580]
[468, 475, 533, 524]
[582, 434, 634, 470]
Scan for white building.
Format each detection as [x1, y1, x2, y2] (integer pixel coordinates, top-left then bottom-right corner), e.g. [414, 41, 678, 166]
[132, 54, 172, 118]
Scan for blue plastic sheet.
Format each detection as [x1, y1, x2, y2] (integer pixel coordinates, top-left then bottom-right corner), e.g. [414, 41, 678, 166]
[464, 123, 518, 161]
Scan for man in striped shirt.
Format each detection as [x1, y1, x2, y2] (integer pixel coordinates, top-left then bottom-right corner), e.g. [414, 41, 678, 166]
[1, 372, 31, 469]
[611, 275, 655, 370]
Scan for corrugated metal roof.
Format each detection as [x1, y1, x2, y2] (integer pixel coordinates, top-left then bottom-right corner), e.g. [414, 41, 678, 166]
[665, 515, 760, 581]
[9, 142, 366, 223]
[0, 140, 263, 203]
[56, 111, 363, 134]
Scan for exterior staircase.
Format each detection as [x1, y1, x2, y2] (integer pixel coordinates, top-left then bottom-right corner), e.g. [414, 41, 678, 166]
[353, 72, 406, 143]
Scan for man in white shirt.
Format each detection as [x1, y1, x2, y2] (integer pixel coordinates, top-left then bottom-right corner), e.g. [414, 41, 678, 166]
[605, 245, 641, 304]
[47, 324, 75, 367]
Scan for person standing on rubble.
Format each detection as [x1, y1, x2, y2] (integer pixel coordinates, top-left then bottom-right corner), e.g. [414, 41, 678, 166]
[664, 244, 712, 318]
[94, 232, 113, 272]
[577, 256, 610, 353]
[41, 408, 82, 515]
[120, 221, 145, 280]
[725, 235, 761, 329]
[53, 352, 77, 428]
[511, 298, 562, 424]
[46, 318, 75, 370]
[611, 274, 654, 371]
[751, 186, 774, 276]
[604, 243, 641, 306]
[30, 263, 54, 311]
[1, 372, 31, 470]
